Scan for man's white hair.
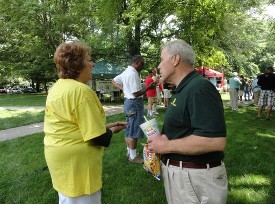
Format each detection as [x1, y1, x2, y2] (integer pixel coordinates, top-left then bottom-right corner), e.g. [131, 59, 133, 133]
[162, 39, 196, 66]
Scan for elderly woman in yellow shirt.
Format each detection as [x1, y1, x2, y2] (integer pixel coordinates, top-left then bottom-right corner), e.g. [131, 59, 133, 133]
[44, 42, 127, 204]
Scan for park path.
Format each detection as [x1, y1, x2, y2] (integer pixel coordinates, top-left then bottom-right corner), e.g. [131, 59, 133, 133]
[0, 100, 254, 142]
[0, 105, 125, 142]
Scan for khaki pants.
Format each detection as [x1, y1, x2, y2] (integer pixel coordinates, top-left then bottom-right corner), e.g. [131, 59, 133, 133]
[161, 161, 228, 204]
[253, 92, 260, 105]
[229, 88, 238, 109]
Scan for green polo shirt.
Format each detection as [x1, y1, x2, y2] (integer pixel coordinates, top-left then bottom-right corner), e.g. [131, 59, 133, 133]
[162, 71, 226, 163]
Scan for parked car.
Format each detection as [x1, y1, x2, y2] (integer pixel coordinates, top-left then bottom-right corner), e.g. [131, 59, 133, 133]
[10, 87, 23, 94]
[22, 87, 37, 93]
[0, 86, 7, 93]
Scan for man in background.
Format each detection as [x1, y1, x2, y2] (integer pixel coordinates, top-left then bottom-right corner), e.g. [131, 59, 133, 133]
[228, 72, 242, 110]
[145, 70, 157, 117]
[163, 82, 173, 107]
[251, 74, 261, 106]
[238, 75, 245, 102]
[256, 66, 275, 120]
[112, 55, 156, 164]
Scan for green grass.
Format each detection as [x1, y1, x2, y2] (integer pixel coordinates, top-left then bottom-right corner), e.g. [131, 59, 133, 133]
[0, 113, 166, 204]
[0, 94, 47, 106]
[0, 95, 275, 203]
[224, 105, 275, 203]
[102, 113, 166, 204]
[0, 110, 45, 130]
[0, 93, 123, 107]
[0, 94, 122, 130]
[221, 92, 230, 101]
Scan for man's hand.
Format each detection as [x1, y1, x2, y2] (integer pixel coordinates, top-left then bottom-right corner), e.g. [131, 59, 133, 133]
[148, 81, 157, 89]
[147, 134, 170, 154]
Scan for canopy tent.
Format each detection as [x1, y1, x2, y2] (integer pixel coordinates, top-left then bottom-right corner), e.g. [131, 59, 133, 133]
[92, 60, 124, 79]
[196, 66, 225, 88]
[90, 60, 124, 101]
[195, 66, 223, 78]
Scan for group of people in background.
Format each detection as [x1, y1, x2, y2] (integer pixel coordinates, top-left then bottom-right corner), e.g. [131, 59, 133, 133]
[228, 66, 275, 120]
[144, 69, 174, 117]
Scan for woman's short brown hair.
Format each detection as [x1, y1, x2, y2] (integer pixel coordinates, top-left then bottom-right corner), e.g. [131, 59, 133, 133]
[54, 42, 91, 79]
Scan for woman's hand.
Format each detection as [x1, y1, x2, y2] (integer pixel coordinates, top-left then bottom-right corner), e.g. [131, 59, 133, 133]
[107, 122, 128, 134]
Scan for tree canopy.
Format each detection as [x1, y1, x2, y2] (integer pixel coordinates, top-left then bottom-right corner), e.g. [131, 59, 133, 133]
[0, 0, 274, 89]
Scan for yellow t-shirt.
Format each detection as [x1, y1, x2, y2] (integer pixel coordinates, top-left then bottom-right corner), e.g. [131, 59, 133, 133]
[44, 79, 106, 197]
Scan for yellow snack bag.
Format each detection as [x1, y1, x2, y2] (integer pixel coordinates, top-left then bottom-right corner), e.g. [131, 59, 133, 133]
[142, 143, 161, 180]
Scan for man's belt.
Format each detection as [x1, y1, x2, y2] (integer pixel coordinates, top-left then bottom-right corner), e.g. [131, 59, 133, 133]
[161, 158, 222, 169]
[125, 97, 142, 100]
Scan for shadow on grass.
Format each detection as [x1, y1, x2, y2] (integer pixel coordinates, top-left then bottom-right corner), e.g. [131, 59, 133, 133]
[224, 106, 275, 203]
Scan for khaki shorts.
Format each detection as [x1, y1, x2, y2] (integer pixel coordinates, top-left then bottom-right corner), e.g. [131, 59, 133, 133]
[148, 97, 157, 106]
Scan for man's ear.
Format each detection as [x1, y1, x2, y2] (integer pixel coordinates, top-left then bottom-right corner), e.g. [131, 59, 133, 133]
[173, 53, 180, 66]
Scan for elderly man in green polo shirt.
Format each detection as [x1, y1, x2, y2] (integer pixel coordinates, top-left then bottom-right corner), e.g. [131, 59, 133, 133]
[148, 39, 228, 204]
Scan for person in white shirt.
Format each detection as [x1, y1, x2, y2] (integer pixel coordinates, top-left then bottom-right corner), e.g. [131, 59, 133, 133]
[112, 55, 156, 164]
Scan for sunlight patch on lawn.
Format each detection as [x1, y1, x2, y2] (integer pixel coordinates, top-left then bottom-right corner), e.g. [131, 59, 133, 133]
[230, 174, 271, 186]
[220, 92, 230, 101]
[229, 174, 270, 202]
[229, 188, 269, 203]
[0, 110, 43, 119]
[256, 132, 275, 138]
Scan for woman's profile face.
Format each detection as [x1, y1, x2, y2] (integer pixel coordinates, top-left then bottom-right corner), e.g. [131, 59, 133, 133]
[77, 55, 95, 84]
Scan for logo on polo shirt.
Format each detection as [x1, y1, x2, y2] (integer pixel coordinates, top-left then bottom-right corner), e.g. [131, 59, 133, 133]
[171, 98, 176, 106]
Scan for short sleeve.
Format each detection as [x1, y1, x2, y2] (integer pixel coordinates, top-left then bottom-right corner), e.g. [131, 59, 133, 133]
[189, 83, 226, 137]
[114, 74, 123, 85]
[145, 77, 153, 87]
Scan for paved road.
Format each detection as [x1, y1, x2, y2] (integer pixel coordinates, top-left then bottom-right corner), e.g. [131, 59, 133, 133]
[0, 105, 124, 142]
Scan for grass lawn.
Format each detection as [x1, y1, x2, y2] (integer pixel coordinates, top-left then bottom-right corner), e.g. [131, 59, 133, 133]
[224, 106, 275, 203]
[0, 110, 44, 130]
[0, 113, 166, 204]
[0, 93, 123, 107]
[0, 94, 275, 203]
[0, 93, 122, 130]
[0, 94, 46, 130]
[0, 94, 47, 106]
